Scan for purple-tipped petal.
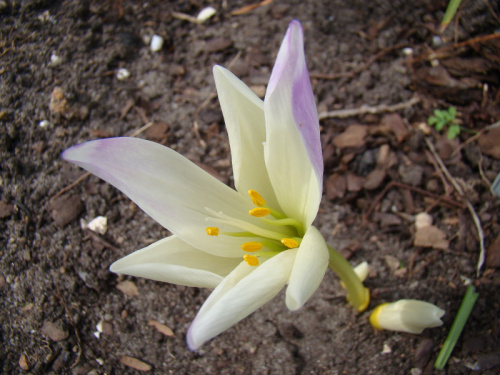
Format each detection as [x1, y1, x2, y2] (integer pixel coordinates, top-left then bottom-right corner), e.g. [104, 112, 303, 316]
[264, 20, 322, 227]
[62, 137, 254, 258]
[266, 20, 323, 183]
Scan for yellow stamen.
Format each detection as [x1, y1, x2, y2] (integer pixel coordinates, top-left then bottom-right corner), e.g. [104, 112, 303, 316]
[241, 242, 263, 252]
[281, 238, 299, 248]
[243, 254, 259, 266]
[206, 227, 219, 236]
[248, 190, 266, 206]
[249, 207, 271, 217]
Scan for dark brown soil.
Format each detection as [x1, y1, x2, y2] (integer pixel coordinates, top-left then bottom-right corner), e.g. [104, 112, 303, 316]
[1, 1, 499, 374]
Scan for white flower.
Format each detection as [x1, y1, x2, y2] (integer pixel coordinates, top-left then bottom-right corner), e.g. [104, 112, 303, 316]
[63, 20, 332, 350]
[369, 299, 445, 334]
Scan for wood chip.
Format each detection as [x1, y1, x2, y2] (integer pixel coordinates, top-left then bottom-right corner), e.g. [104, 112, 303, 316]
[326, 173, 346, 200]
[116, 280, 139, 296]
[145, 122, 169, 143]
[380, 113, 409, 143]
[19, 354, 30, 371]
[363, 169, 386, 190]
[41, 321, 69, 342]
[486, 234, 500, 268]
[0, 201, 14, 219]
[478, 127, 500, 159]
[346, 172, 365, 192]
[148, 319, 174, 337]
[49, 86, 70, 116]
[49, 194, 83, 226]
[414, 225, 449, 250]
[120, 356, 152, 372]
[332, 124, 367, 149]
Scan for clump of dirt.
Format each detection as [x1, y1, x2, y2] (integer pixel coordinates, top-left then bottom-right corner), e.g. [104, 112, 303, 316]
[1, 0, 499, 374]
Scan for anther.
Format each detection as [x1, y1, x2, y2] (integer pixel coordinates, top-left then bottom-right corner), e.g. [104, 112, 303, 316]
[241, 242, 263, 252]
[248, 190, 266, 206]
[243, 254, 259, 266]
[206, 227, 219, 236]
[249, 207, 271, 217]
[281, 238, 299, 249]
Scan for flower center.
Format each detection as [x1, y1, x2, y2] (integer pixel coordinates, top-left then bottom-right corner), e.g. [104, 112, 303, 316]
[205, 190, 304, 266]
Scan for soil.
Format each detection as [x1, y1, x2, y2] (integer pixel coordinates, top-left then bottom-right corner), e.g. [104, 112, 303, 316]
[1, 0, 500, 374]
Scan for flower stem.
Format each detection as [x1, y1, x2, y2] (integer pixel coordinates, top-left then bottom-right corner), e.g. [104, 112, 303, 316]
[327, 245, 370, 312]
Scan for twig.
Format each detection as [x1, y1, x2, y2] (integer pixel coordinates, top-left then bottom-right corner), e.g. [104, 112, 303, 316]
[319, 96, 420, 120]
[55, 286, 82, 369]
[425, 150, 454, 195]
[424, 138, 486, 277]
[451, 120, 500, 158]
[310, 43, 408, 81]
[230, 0, 273, 15]
[411, 32, 500, 63]
[364, 180, 464, 220]
[51, 172, 91, 200]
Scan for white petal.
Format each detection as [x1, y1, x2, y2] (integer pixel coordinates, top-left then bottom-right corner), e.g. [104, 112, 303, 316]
[187, 249, 297, 350]
[264, 22, 322, 227]
[213, 66, 279, 208]
[63, 137, 258, 257]
[286, 225, 329, 310]
[110, 236, 241, 288]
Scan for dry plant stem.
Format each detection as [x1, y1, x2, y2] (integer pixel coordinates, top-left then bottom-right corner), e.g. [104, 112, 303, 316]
[425, 150, 454, 195]
[56, 286, 82, 368]
[310, 43, 408, 81]
[230, 0, 274, 16]
[411, 32, 500, 63]
[318, 96, 420, 120]
[364, 180, 464, 220]
[424, 138, 486, 277]
[451, 120, 500, 158]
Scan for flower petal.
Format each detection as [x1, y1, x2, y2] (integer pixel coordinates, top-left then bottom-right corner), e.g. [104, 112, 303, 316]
[213, 66, 279, 208]
[187, 249, 297, 350]
[264, 20, 322, 227]
[110, 235, 241, 288]
[62, 137, 255, 257]
[285, 225, 329, 310]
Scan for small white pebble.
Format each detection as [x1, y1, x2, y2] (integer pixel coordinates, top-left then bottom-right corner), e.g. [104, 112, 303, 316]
[415, 212, 432, 229]
[96, 320, 104, 333]
[88, 216, 108, 235]
[432, 35, 443, 47]
[150, 34, 164, 52]
[39, 120, 50, 128]
[116, 68, 131, 80]
[197, 6, 216, 23]
[402, 47, 413, 56]
[50, 53, 63, 66]
[382, 343, 392, 354]
[418, 122, 432, 135]
[96, 358, 104, 366]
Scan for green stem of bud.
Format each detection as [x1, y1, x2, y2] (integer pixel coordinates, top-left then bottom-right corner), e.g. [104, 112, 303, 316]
[327, 245, 370, 312]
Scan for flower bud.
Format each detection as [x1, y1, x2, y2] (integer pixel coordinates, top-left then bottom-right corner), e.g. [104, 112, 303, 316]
[369, 299, 445, 334]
